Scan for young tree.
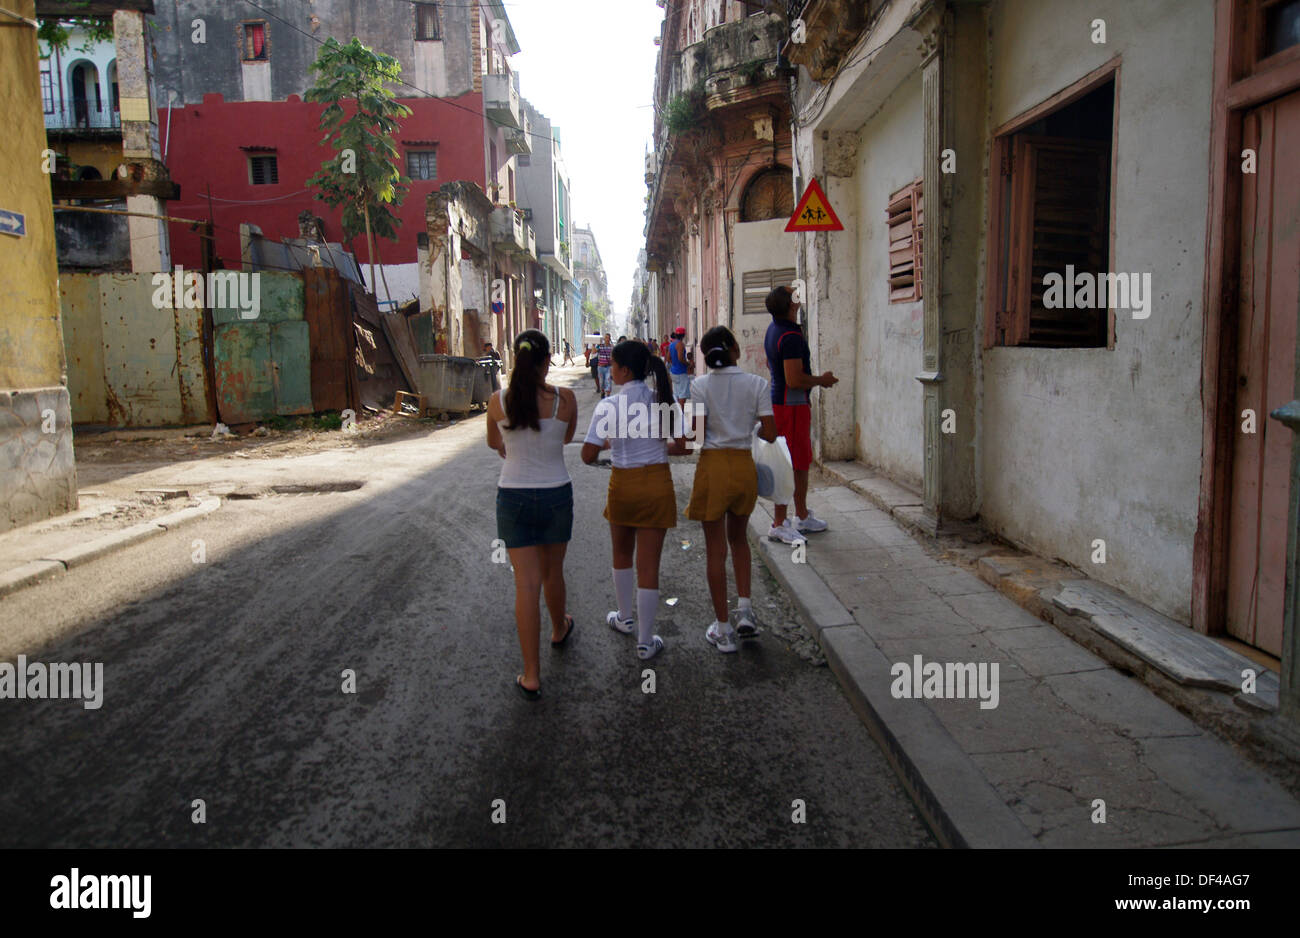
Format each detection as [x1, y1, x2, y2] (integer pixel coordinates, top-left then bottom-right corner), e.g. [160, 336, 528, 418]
[304, 37, 412, 298]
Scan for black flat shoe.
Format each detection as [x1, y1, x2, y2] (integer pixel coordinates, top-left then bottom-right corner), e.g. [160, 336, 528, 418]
[515, 675, 542, 701]
[551, 614, 575, 648]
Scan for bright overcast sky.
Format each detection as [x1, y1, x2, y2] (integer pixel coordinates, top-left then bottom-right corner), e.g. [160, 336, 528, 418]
[507, 0, 665, 333]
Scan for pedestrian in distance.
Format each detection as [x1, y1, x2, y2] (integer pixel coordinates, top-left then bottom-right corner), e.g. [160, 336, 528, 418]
[685, 326, 778, 652]
[596, 332, 614, 398]
[563, 338, 574, 367]
[668, 326, 693, 409]
[764, 284, 838, 544]
[485, 329, 579, 701]
[660, 335, 671, 360]
[581, 340, 688, 660]
[588, 344, 601, 393]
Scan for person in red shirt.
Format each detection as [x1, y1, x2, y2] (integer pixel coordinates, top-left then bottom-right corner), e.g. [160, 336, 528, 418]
[660, 335, 671, 360]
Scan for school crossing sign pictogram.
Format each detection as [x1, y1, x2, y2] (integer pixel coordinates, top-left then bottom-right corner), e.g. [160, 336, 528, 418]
[785, 178, 843, 232]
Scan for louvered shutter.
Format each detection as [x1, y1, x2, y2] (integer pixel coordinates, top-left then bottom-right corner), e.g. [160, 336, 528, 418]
[887, 180, 923, 303]
[1017, 136, 1109, 347]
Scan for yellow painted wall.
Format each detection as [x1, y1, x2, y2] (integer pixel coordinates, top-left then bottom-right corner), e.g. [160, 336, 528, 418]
[0, 0, 66, 390]
[57, 140, 123, 181]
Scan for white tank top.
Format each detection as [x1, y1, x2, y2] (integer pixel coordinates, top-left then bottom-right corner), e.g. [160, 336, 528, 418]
[497, 388, 572, 489]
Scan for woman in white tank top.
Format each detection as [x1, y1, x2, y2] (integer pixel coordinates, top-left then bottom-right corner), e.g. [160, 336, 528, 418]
[486, 330, 578, 701]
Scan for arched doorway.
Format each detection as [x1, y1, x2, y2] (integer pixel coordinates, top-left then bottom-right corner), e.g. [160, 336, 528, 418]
[68, 61, 101, 127]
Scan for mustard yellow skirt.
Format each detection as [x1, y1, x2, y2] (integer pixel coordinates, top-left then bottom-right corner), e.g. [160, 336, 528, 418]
[605, 463, 677, 528]
[686, 448, 758, 522]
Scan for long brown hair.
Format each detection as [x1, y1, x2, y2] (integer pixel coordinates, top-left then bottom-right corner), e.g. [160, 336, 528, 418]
[504, 329, 551, 431]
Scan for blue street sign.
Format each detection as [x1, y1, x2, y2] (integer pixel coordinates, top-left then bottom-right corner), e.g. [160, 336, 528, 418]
[0, 209, 26, 238]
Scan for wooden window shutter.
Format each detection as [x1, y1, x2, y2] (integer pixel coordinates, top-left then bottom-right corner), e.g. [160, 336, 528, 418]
[1015, 136, 1109, 347]
[887, 180, 923, 303]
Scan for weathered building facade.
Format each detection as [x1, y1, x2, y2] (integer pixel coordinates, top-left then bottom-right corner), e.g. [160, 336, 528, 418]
[784, 0, 1300, 704]
[645, 1, 795, 376]
[149, 0, 533, 313]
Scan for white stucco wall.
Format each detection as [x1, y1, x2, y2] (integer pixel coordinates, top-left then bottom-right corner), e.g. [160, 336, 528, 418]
[980, 0, 1214, 622]
[732, 217, 792, 376]
[854, 74, 925, 490]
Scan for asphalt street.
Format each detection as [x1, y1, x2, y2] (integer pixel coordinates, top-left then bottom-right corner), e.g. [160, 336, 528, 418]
[0, 368, 934, 848]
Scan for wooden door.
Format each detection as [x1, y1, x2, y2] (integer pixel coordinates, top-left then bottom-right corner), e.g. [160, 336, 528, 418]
[1227, 89, 1300, 656]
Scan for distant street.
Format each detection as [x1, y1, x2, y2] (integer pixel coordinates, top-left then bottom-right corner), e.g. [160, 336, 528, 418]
[0, 368, 933, 848]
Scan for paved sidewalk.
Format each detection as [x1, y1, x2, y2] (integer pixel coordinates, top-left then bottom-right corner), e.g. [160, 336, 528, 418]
[751, 483, 1300, 848]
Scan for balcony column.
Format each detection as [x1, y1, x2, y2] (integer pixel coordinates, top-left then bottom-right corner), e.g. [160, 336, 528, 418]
[113, 9, 169, 273]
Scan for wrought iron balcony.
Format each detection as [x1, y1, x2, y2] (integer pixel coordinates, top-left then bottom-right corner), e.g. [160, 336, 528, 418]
[45, 103, 122, 135]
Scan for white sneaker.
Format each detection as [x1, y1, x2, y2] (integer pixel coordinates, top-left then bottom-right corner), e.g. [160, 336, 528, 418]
[767, 520, 807, 544]
[734, 607, 759, 639]
[796, 511, 828, 533]
[637, 635, 664, 660]
[705, 622, 739, 653]
[607, 611, 635, 635]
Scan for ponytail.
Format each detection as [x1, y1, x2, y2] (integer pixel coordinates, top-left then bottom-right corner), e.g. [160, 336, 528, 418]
[701, 325, 737, 370]
[647, 355, 673, 407]
[504, 329, 551, 431]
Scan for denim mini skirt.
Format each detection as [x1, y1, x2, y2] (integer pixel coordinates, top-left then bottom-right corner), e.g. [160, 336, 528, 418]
[496, 482, 574, 549]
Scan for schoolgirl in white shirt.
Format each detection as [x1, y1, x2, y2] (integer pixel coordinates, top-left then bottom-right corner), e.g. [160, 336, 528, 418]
[581, 340, 687, 660]
[686, 326, 778, 653]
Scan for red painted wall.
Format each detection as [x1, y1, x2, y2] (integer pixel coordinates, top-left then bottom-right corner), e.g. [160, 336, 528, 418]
[161, 92, 486, 270]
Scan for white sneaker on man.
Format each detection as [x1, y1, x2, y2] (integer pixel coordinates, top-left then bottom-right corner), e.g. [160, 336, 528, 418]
[767, 519, 807, 544]
[796, 511, 828, 534]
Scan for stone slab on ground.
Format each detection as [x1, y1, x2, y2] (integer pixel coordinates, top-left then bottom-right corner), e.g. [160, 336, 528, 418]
[1053, 579, 1270, 696]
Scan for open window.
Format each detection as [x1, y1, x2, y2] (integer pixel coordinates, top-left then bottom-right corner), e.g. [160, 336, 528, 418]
[985, 66, 1116, 348]
[415, 3, 442, 42]
[241, 22, 268, 62]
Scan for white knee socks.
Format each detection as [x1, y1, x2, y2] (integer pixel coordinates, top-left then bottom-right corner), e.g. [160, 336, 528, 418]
[613, 567, 636, 622]
[637, 588, 659, 646]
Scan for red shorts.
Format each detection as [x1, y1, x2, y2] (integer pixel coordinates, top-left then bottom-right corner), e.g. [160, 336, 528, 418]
[773, 403, 812, 472]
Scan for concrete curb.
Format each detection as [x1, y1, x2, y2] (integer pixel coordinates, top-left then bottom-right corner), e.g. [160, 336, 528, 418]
[0, 497, 221, 599]
[747, 504, 1039, 849]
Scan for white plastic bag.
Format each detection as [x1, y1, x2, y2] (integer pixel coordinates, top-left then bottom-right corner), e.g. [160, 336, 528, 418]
[753, 432, 795, 505]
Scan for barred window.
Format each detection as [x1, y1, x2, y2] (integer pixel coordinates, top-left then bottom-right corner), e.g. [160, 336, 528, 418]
[415, 3, 442, 41]
[249, 155, 279, 186]
[407, 150, 437, 181]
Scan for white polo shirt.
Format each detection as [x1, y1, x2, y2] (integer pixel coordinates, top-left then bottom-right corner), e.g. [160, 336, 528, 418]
[584, 379, 684, 468]
[688, 367, 773, 450]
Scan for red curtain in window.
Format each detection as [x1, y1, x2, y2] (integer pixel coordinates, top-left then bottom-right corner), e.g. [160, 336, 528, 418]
[250, 25, 266, 58]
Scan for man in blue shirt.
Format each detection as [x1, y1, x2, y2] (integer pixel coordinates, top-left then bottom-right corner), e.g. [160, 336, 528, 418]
[669, 326, 692, 407]
[764, 284, 838, 544]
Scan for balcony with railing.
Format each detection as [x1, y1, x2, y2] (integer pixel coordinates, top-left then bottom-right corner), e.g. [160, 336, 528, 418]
[45, 101, 122, 135]
[506, 107, 532, 155]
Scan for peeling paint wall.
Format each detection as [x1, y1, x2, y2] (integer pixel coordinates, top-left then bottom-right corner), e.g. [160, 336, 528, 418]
[980, 0, 1213, 622]
[731, 218, 789, 378]
[853, 74, 925, 490]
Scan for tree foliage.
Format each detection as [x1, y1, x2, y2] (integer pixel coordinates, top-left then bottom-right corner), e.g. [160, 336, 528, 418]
[38, 13, 114, 57]
[303, 37, 412, 243]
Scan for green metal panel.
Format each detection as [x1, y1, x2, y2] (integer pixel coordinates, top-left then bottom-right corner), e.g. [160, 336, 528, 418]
[100, 274, 185, 426]
[214, 322, 274, 424]
[271, 321, 313, 415]
[211, 271, 304, 325]
[173, 301, 210, 425]
[59, 274, 109, 425]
